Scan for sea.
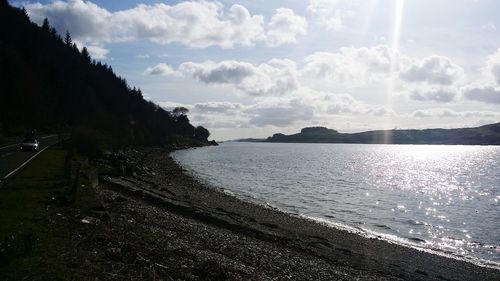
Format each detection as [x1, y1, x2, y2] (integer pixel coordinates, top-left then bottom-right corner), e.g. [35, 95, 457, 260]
[172, 142, 500, 265]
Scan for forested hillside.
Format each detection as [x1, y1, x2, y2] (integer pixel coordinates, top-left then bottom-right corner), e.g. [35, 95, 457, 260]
[0, 0, 209, 149]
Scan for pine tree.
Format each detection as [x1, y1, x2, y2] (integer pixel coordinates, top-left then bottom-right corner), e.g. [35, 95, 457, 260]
[81, 47, 91, 62]
[64, 31, 72, 46]
[20, 7, 28, 18]
[41, 18, 50, 33]
[49, 27, 58, 40]
[0, 0, 210, 146]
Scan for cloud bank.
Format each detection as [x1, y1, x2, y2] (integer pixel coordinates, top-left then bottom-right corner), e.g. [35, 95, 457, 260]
[24, 0, 306, 49]
[177, 59, 300, 96]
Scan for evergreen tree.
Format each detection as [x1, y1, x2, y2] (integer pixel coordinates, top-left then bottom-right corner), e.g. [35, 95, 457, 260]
[41, 18, 50, 33]
[49, 27, 58, 40]
[0, 1, 212, 147]
[81, 47, 91, 62]
[64, 31, 72, 46]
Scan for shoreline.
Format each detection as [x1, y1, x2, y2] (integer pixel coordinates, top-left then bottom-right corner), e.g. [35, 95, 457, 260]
[298, 213, 499, 269]
[98, 147, 499, 280]
[172, 145, 500, 268]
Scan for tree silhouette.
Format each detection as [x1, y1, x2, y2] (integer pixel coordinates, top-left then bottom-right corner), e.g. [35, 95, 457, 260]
[0, 1, 212, 147]
[194, 126, 210, 141]
[64, 31, 72, 46]
[81, 47, 91, 62]
[41, 18, 49, 33]
[173, 106, 189, 117]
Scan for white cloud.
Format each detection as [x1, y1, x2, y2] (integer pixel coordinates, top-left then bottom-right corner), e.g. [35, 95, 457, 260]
[191, 102, 247, 128]
[307, 0, 356, 31]
[322, 93, 372, 115]
[136, 54, 149, 59]
[144, 63, 180, 76]
[157, 89, 394, 129]
[245, 97, 315, 126]
[303, 45, 404, 84]
[25, 0, 112, 43]
[411, 108, 459, 118]
[177, 59, 299, 96]
[242, 90, 395, 127]
[482, 22, 496, 31]
[485, 48, 500, 85]
[159, 100, 248, 128]
[157, 101, 192, 111]
[302, 47, 465, 92]
[193, 101, 243, 113]
[73, 40, 109, 59]
[309, 91, 394, 117]
[408, 87, 458, 103]
[24, 0, 306, 48]
[411, 108, 499, 118]
[86, 45, 109, 59]
[190, 116, 249, 129]
[148, 46, 500, 133]
[179, 60, 254, 84]
[462, 83, 500, 104]
[400, 55, 464, 85]
[266, 8, 307, 47]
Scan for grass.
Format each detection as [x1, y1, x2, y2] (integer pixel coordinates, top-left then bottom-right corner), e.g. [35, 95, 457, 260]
[0, 144, 104, 280]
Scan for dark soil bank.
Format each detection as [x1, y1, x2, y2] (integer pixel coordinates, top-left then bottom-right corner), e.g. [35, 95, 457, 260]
[91, 147, 499, 280]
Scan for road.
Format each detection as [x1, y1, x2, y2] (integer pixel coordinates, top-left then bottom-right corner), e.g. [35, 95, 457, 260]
[0, 135, 60, 180]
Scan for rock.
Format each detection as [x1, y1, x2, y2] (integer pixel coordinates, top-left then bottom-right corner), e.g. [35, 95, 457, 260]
[81, 216, 101, 225]
[107, 247, 121, 255]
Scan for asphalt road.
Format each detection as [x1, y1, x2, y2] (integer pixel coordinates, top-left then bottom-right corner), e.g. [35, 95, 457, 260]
[0, 135, 60, 180]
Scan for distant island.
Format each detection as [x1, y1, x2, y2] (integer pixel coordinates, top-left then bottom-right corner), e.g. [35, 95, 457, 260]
[239, 123, 500, 145]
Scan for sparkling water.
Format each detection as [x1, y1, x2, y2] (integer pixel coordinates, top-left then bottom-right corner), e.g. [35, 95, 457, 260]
[172, 142, 500, 264]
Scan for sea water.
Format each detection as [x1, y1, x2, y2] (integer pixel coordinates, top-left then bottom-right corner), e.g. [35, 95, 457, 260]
[172, 142, 500, 264]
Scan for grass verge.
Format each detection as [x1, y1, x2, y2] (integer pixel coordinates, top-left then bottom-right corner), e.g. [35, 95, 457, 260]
[0, 144, 104, 280]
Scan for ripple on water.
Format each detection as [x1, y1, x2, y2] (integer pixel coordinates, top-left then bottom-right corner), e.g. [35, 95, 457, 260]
[173, 142, 500, 263]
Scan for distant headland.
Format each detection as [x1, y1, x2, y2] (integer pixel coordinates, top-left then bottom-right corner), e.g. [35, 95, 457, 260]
[237, 122, 500, 145]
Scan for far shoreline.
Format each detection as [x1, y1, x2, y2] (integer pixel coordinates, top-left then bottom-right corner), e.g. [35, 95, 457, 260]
[232, 139, 500, 146]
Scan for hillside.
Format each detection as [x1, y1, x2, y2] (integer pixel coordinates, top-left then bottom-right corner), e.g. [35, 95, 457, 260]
[0, 0, 209, 149]
[266, 123, 500, 145]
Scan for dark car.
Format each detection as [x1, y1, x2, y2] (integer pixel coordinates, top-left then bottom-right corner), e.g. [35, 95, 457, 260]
[20, 137, 39, 151]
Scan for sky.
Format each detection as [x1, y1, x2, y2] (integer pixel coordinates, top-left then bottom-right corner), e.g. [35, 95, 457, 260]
[10, 0, 500, 140]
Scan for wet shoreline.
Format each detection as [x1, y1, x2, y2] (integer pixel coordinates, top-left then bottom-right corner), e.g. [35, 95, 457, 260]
[97, 147, 499, 280]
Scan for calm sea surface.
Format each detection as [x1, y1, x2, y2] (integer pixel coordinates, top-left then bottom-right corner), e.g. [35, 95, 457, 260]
[172, 142, 500, 264]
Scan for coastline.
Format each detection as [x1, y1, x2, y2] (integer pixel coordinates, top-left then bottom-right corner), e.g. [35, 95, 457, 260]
[98, 147, 499, 280]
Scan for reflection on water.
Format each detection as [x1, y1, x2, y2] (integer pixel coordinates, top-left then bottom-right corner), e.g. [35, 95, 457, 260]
[173, 142, 500, 263]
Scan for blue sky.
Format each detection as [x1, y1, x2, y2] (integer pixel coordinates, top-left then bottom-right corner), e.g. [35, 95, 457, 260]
[11, 0, 500, 140]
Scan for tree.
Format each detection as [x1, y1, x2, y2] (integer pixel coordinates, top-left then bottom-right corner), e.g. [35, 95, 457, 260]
[81, 47, 91, 62]
[41, 18, 50, 33]
[49, 27, 58, 40]
[20, 7, 28, 18]
[194, 126, 210, 141]
[64, 31, 72, 46]
[172, 106, 189, 117]
[0, 1, 205, 148]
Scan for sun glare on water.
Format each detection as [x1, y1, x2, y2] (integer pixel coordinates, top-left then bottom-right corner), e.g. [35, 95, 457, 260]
[400, 144, 471, 160]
